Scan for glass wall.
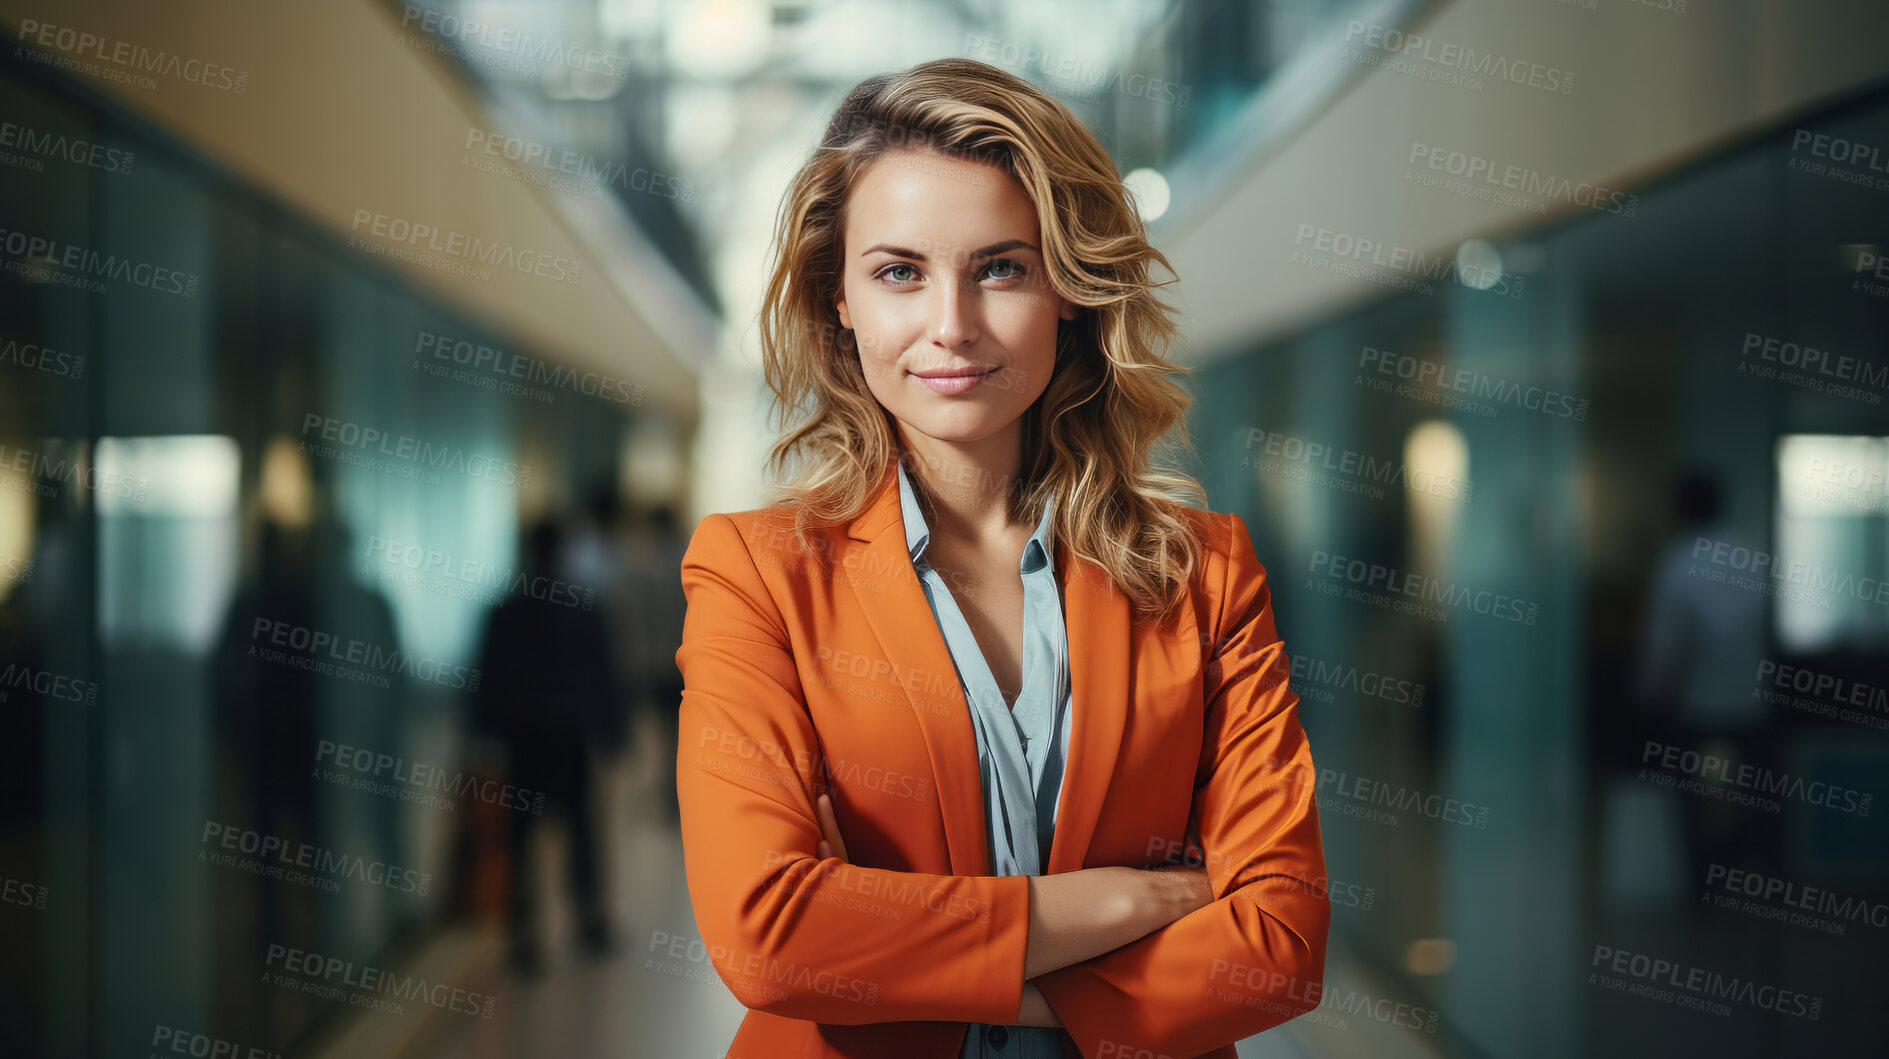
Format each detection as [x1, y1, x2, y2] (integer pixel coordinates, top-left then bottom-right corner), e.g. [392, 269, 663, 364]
[0, 46, 652, 1058]
[1183, 81, 1889, 1058]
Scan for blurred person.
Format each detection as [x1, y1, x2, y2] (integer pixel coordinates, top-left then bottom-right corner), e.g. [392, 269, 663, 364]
[621, 500, 688, 820]
[562, 483, 634, 758]
[473, 518, 622, 973]
[211, 517, 321, 976]
[676, 58, 1327, 1059]
[1634, 469, 1775, 885]
[213, 506, 403, 1022]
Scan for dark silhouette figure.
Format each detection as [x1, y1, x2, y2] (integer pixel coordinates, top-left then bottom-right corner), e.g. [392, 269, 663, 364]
[213, 510, 404, 1043]
[621, 502, 689, 821]
[1635, 469, 1774, 888]
[564, 485, 634, 759]
[213, 518, 321, 973]
[473, 519, 621, 972]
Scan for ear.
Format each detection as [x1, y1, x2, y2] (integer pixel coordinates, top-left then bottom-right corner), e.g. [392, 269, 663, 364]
[837, 296, 853, 331]
[1058, 297, 1079, 322]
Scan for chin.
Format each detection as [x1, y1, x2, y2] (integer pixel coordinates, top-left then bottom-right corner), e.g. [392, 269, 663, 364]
[896, 408, 1016, 446]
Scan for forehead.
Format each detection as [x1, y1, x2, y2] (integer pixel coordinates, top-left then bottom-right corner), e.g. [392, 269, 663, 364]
[844, 149, 1041, 252]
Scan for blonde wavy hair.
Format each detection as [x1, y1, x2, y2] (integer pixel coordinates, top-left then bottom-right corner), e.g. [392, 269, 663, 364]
[757, 57, 1208, 625]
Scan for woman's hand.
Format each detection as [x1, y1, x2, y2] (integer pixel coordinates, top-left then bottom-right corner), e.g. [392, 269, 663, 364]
[1022, 864, 1212, 979]
[1140, 862, 1214, 927]
[814, 792, 849, 862]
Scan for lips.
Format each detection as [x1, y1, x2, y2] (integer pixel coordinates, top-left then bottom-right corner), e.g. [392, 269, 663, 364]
[911, 365, 999, 379]
[911, 364, 1000, 396]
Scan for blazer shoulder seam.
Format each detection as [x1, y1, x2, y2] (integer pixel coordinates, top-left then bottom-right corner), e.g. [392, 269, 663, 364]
[697, 511, 794, 641]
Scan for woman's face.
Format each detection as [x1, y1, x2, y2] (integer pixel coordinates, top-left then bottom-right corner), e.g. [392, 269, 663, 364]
[836, 149, 1076, 449]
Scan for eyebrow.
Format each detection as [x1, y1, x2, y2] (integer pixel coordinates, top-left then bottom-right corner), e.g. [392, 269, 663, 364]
[860, 239, 1037, 260]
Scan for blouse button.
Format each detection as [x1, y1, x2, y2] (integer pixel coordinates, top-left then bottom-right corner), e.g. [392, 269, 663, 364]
[985, 1025, 1009, 1049]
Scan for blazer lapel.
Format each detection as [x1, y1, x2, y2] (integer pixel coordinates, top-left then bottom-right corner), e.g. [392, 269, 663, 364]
[1047, 546, 1129, 874]
[842, 464, 1133, 879]
[845, 465, 992, 876]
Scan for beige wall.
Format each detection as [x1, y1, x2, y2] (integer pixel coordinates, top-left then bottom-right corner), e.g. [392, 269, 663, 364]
[1158, 0, 1889, 361]
[1, 0, 710, 416]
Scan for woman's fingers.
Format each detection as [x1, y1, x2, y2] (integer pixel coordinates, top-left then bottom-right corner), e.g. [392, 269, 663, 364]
[1147, 862, 1215, 913]
[815, 793, 849, 862]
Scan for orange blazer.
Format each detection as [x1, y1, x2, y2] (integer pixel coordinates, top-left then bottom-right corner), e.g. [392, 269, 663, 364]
[675, 464, 1328, 1059]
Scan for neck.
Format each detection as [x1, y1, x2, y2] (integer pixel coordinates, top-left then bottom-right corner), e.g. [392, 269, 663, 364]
[896, 421, 1027, 542]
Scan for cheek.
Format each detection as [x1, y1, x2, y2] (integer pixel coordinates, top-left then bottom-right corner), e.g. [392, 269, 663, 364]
[845, 291, 915, 360]
[988, 295, 1064, 362]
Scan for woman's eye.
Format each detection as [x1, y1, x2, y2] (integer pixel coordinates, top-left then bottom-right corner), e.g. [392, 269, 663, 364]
[983, 259, 1026, 282]
[877, 264, 920, 284]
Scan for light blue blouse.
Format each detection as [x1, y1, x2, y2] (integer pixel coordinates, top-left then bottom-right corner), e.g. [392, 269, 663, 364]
[895, 461, 1073, 1059]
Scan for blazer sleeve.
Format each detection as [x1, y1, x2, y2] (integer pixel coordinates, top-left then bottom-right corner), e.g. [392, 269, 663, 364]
[674, 513, 1033, 1026]
[1032, 511, 1330, 1057]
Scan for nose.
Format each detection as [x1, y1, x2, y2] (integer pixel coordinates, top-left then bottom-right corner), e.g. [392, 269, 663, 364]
[926, 275, 979, 349]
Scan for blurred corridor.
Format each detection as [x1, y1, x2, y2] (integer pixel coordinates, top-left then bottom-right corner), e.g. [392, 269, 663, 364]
[3, 1, 1889, 1057]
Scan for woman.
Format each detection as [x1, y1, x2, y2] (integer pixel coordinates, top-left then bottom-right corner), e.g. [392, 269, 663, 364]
[676, 57, 1328, 1059]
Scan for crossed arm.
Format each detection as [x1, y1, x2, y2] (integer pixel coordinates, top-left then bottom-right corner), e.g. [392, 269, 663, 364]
[811, 792, 1213, 1027]
[675, 511, 1328, 1053]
